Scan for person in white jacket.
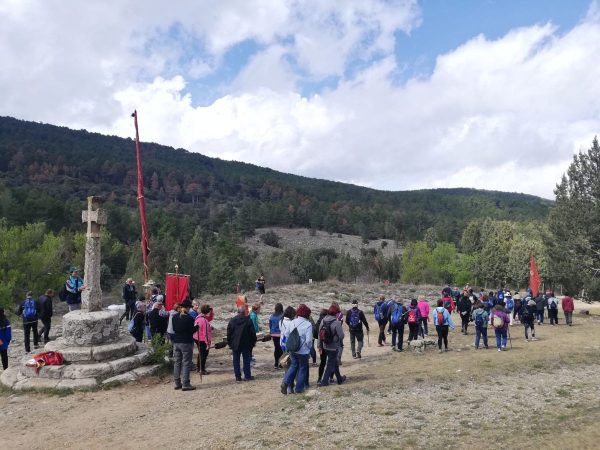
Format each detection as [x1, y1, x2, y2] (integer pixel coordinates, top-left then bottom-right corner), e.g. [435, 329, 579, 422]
[280, 304, 313, 395]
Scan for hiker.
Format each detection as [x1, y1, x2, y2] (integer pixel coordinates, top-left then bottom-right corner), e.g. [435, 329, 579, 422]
[269, 303, 284, 368]
[457, 291, 473, 335]
[417, 297, 430, 338]
[388, 299, 407, 352]
[148, 301, 168, 341]
[482, 294, 492, 314]
[151, 286, 164, 304]
[189, 300, 200, 319]
[520, 297, 537, 341]
[504, 291, 514, 324]
[308, 312, 317, 366]
[512, 293, 522, 323]
[16, 291, 39, 353]
[249, 303, 261, 364]
[64, 267, 85, 311]
[385, 297, 395, 335]
[120, 278, 137, 323]
[535, 293, 546, 324]
[490, 304, 511, 351]
[193, 305, 213, 375]
[318, 303, 346, 387]
[374, 295, 388, 346]
[407, 299, 422, 342]
[345, 299, 369, 359]
[279, 306, 296, 392]
[172, 299, 198, 391]
[37, 288, 54, 344]
[441, 285, 453, 298]
[471, 302, 489, 349]
[441, 292, 455, 314]
[432, 299, 455, 352]
[315, 309, 328, 384]
[167, 303, 181, 358]
[547, 293, 559, 325]
[281, 304, 313, 394]
[129, 300, 145, 343]
[227, 306, 257, 382]
[562, 292, 575, 326]
[335, 309, 345, 366]
[256, 274, 266, 295]
[0, 307, 12, 370]
[235, 294, 249, 316]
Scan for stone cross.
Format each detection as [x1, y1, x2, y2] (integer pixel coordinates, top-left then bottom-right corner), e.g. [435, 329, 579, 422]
[81, 196, 107, 312]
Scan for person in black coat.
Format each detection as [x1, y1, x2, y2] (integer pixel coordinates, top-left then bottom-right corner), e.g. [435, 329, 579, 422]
[120, 278, 137, 323]
[227, 307, 257, 382]
[130, 301, 146, 343]
[148, 301, 168, 340]
[457, 291, 474, 335]
[38, 289, 54, 344]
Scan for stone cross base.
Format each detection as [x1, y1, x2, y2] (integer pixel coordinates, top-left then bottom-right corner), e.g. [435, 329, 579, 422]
[62, 310, 121, 346]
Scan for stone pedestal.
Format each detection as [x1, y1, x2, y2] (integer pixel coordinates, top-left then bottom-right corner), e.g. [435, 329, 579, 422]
[62, 310, 120, 346]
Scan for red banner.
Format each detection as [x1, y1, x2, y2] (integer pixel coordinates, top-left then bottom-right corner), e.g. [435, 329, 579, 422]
[165, 274, 190, 311]
[529, 255, 541, 297]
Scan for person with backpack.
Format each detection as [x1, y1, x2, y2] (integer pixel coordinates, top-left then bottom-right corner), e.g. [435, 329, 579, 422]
[0, 307, 12, 370]
[388, 299, 407, 352]
[432, 299, 455, 352]
[417, 297, 430, 338]
[345, 300, 369, 359]
[512, 293, 522, 324]
[281, 304, 313, 394]
[441, 292, 455, 314]
[193, 305, 213, 375]
[374, 295, 388, 346]
[318, 303, 346, 387]
[457, 291, 473, 335]
[562, 292, 575, 326]
[535, 293, 546, 325]
[64, 267, 85, 312]
[279, 306, 296, 392]
[490, 303, 511, 351]
[471, 302, 489, 349]
[129, 300, 146, 343]
[37, 288, 54, 344]
[315, 308, 329, 384]
[406, 299, 422, 342]
[547, 294, 559, 325]
[520, 297, 537, 341]
[269, 303, 284, 369]
[16, 291, 40, 353]
[504, 291, 514, 324]
[385, 297, 395, 335]
[482, 294, 492, 314]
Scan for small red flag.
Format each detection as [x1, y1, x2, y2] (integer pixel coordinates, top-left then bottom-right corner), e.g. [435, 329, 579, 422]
[529, 255, 541, 297]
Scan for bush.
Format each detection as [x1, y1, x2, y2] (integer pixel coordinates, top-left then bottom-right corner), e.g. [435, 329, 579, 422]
[259, 231, 280, 248]
[147, 334, 173, 367]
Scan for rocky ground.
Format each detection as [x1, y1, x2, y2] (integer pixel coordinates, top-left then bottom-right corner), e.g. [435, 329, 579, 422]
[2, 282, 600, 449]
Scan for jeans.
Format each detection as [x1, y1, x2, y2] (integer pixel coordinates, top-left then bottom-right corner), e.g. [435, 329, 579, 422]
[284, 353, 309, 393]
[232, 348, 252, 380]
[564, 311, 573, 325]
[68, 303, 81, 312]
[23, 321, 39, 353]
[436, 325, 448, 350]
[475, 325, 488, 348]
[495, 329, 508, 349]
[273, 336, 283, 366]
[536, 310, 544, 323]
[419, 318, 428, 337]
[1, 349, 8, 369]
[173, 342, 193, 387]
[349, 330, 364, 356]
[391, 323, 405, 350]
[320, 349, 343, 385]
[377, 320, 388, 345]
[38, 317, 52, 343]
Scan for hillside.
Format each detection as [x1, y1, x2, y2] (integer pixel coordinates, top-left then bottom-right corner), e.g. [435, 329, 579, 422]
[0, 116, 551, 246]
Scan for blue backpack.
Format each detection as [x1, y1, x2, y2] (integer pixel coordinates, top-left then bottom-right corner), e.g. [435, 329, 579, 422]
[497, 291, 505, 302]
[506, 298, 514, 310]
[374, 303, 384, 321]
[391, 304, 404, 326]
[349, 309, 361, 329]
[473, 309, 485, 327]
[23, 298, 37, 320]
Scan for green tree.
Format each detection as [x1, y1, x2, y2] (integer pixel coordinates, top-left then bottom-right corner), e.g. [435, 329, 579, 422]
[401, 241, 433, 284]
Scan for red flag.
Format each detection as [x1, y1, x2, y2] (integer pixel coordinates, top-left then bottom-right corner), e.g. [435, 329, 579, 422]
[132, 110, 151, 283]
[529, 255, 541, 297]
[165, 274, 190, 311]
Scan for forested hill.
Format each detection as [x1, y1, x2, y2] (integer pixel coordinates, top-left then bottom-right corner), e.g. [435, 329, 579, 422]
[0, 116, 551, 244]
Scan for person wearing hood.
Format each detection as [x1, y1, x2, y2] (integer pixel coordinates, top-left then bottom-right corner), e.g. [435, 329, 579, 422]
[318, 303, 346, 387]
[280, 304, 314, 394]
[345, 299, 369, 359]
[520, 297, 537, 341]
[562, 292, 575, 326]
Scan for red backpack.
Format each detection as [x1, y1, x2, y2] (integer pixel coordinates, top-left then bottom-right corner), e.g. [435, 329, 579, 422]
[436, 309, 445, 326]
[407, 309, 417, 324]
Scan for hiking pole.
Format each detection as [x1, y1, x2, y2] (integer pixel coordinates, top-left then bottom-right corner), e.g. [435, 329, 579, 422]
[367, 328, 370, 347]
[507, 326, 512, 350]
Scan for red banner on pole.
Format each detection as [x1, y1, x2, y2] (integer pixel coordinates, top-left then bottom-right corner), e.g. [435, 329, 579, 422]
[132, 110, 151, 283]
[529, 255, 541, 297]
[165, 274, 190, 311]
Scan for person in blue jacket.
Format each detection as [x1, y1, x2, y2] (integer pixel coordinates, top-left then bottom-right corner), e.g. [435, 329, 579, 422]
[0, 307, 12, 370]
[269, 303, 284, 369]
[432, 299, 455, 353]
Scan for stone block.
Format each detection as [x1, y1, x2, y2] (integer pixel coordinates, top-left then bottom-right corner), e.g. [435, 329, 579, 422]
[62, 310, 120, 346]
[108, 354, 141, 374]
[14, 377, 59, 391]
[60, 346, 93, 363]
[102, 371, 138, 386]
[19, 364, 64, 379]
[91, 337, 137, 361]
[0, 367, 19, 389]
[132, 365, 161, 378]
[56, 378, 97, 390]
[62, 362, 113, 379]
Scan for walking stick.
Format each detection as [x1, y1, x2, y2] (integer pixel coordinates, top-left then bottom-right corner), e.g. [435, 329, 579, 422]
[507, 325, 512, 350]
[367, 328, 370, 347]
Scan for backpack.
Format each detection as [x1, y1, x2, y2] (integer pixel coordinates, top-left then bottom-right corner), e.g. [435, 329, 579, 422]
[521, 306, 533, 320]
[286, 327, 303, 353]
[128, 313, 139, 334]
[474, 310, 485, 327]
[391, 304, 404, 326]
[58, 286, 67, 302]
[374, 303, 384, 321]
[506, 298, 514, 310]
[319, 320, 335, 345]
[407, 309, 417, 325]
[348, 309, 361, 329]
[436, 308, 445, 326]
[549, 298, 557, 309]
[497, 291, 504, 301]
[492, 314, 504, 329]
[23, 299, 37, 320]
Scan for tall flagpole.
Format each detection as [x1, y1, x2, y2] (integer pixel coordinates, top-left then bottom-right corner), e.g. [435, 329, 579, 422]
[132, 110, 150, 284]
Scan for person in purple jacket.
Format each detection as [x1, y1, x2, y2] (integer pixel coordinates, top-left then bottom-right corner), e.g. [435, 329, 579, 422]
[490, 303, 511, 351]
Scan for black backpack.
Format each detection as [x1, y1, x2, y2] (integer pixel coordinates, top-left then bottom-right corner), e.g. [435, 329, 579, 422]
[286, 327, 303, 353]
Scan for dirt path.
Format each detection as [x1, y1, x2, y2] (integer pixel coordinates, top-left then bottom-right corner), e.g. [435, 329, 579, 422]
[2, 311, 600, 449]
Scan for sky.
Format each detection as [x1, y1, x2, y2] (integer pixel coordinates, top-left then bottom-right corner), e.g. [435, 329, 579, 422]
[1, 0, 600, 199]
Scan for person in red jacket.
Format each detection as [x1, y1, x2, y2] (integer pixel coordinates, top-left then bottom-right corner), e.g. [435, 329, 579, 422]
[561, 293, 575, 326]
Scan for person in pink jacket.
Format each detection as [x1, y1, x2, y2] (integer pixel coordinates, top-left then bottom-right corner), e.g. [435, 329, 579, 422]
[561, 293, 575, 326]
[193, 305, 214, 375]
[417, 297, 430, 338]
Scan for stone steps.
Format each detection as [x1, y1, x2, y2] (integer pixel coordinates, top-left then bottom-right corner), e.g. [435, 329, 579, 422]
[44, 335, 138, 363]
